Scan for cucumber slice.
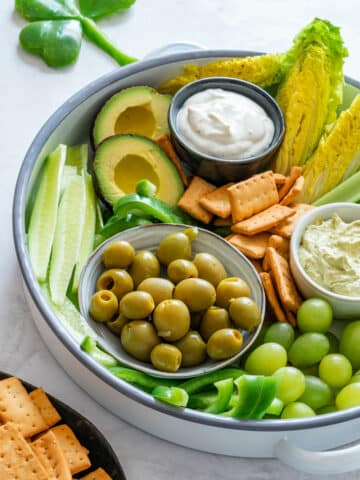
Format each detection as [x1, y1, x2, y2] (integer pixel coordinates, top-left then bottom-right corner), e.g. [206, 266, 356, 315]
[65, 144, 88, 173]
[41, 285, 93, 344]
[72, 173, 97, 293]
[49, 175, 85, 305]
[61, 165, 77, 193]
[28, 145, 67, 282]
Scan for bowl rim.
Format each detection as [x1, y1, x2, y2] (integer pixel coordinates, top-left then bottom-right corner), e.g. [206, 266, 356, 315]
[77, 223, 266, 379]
[168, 76, 285, 164]
[290, 202, 360, 303]
[12, 48, 360, 432]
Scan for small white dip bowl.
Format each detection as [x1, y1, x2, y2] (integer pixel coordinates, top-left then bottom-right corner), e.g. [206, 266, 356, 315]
[290, 202, 360, 319]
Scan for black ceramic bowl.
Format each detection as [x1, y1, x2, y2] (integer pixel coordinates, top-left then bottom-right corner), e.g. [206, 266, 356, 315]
[168, 77, 285, 184]
[0, 371, 126, 480]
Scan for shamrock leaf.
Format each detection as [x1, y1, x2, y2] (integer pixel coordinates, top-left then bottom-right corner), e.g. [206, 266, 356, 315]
[15, 0, 137, 68]
[15, 0, 79, 21]
[19, 19, 82, 67]
[79, 0, 136, 20]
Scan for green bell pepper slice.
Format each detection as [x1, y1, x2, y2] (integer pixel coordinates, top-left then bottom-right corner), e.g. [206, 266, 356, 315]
[152, 386, 189, 407]
[109, 366, 178, 391]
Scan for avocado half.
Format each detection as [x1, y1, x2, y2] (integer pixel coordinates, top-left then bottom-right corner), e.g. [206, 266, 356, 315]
[93, 86, 171, 147]
[94, 134, 184, 207]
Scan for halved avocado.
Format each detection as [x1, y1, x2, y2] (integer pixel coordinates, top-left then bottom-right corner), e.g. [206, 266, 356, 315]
[94, 135, 184, 206]
[93, 86, 171, 147]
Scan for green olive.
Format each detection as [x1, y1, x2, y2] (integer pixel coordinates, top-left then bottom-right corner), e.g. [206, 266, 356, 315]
[167, 259, 198, 284]
[153, 299, 190, 341]
[107, 313, 129, 335]
[207, 329, 243, 360]
[129, 250, 160, 287]
[174, 278, 216, 312]
[200, 306, 231, 341]
[102, 240, 135, 269]
[229, 297, 261, 332]
[89, 290, 118, 322]
[121, 321, 160, 362]
[216, 277, 251, 308]
[150, 344, 182, 372]
[156, 227, 198, 265]
[137, 278, 174, 306]
[96, 269, 134, 300]
[193, 253, 227, 287]
[119, 291, 155, 319]
[175, 331, 207, 367]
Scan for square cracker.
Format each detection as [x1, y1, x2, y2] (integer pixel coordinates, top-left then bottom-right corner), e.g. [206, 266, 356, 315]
[270, 203, 315, 238]
[0, 377, 48, 438]
[280, 176, 305, 206]
[263, 235, 290, 270]
[32, 430, 72, 480]
[228, 232, 270, 259]
[199, 183, 234, 218]
[260, 272, 286, 323]
[274, 173, 287, 185]
[249, 259, 263, 274]
[278, 166, 303, 200]
[29, 387, 61, 427]
[228, 171, 279, 223]
[267, 247, 302, 312]
[51, 424, 91, 475]
[79, 467, 112, 480]
[231, 204, 295, 235]
[0, 423, 48, 480]
[177, 176, 216, 224]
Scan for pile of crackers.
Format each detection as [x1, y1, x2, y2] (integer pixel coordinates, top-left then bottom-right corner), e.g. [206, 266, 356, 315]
[177, 167, 315, 325]
[0, 377, 112, 480]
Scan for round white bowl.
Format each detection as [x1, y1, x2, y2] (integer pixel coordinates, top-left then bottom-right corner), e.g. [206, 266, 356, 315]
[78, 224, 265, 379]
[290, 202, 360, 319]
[12, 45, 360, 473]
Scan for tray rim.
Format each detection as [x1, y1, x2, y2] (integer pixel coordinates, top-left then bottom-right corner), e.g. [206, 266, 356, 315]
[12, 48, 360, 433]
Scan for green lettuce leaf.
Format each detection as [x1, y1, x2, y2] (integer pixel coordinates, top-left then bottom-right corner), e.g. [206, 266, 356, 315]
[272, 18, 348, 174]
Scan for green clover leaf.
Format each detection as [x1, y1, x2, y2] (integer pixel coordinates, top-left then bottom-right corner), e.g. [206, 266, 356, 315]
[15, 0, 137, 68]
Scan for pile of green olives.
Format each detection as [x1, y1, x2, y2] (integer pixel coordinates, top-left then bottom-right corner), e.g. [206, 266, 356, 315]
[89, 227, 262, 373]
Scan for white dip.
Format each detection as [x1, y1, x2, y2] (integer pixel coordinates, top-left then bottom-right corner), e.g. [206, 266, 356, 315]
[176, 88, 274, 160]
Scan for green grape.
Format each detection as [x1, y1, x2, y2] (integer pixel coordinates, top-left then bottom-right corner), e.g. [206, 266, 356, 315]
[340, 321, 360, 369]
[273, 367, 306, 404]
[319, 354, 352, 389]
[326, 332, 339, 354]
[297, 298, 333, 333]
[298, 375, 333, 410]
[288, 333, 329, 367]
[317, 405, 337, 414]
[264, 323, 295, 350]
[244, 343, 287, 376]
[349, 370, 360, 384]
[336, 383, 360, 410]
[281, 402, 316, 419]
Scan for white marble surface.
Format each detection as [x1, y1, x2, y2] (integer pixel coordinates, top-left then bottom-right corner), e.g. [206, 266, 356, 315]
[1, 1, 360, 478]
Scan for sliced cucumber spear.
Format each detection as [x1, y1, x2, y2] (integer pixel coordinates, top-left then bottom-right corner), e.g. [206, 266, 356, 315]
[49, 174, 86, 305]
[28, 145, 66, 282]
[72, 172, 97, 293]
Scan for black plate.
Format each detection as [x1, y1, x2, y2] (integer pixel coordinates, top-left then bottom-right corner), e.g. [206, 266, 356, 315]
[0, 371, 126, 480]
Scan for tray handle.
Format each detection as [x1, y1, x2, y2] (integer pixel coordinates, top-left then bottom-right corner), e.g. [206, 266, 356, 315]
[143, 42, 204, 60]
[275, 437, 360, 474]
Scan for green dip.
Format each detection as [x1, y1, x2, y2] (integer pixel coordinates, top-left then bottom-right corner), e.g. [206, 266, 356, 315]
[299, 214, 360, 297]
